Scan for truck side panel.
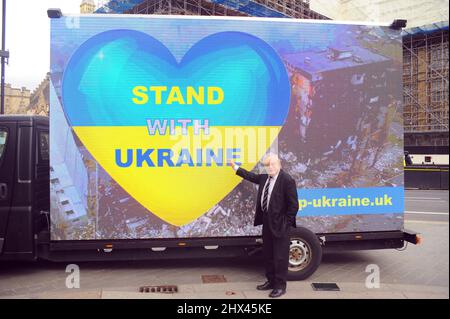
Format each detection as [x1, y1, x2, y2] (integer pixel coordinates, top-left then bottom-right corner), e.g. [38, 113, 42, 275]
[0, 120, 17, 255]
[1, 122, 34, 259]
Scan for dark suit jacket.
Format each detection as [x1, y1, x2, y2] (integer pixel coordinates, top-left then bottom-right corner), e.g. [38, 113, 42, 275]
[236, 167, 299, 238]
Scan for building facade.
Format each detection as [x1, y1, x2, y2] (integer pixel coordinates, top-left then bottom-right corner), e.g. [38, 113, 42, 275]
[81, 0, 96, 14]
[1, 84, 31, 114]
[97, 0, 328, 19]
[403, 22, 449, 150]
[28, 73, 50, 116]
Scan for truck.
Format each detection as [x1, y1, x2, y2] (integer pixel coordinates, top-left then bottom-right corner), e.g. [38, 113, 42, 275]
[0, 12, 419, 280]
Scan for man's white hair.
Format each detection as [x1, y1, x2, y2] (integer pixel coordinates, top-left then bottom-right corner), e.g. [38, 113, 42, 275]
[263, 153, 281, 167]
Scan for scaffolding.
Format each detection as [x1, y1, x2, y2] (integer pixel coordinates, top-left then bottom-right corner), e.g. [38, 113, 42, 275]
[125, 0, 246, 16]
[97, 0, 328, 19]
[402, 21, 449, 134]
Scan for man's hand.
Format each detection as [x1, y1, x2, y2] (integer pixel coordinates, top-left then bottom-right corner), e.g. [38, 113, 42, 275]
[229, 160, 236, 171]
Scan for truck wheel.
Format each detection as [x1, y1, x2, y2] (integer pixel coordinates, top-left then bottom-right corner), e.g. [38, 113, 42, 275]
[287, 226, 322, 281]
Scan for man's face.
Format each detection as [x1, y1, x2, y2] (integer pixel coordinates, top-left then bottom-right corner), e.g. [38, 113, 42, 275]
[263, 157, 280, 177]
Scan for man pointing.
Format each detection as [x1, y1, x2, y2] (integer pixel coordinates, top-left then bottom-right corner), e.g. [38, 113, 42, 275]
[230, 154, 299, 298]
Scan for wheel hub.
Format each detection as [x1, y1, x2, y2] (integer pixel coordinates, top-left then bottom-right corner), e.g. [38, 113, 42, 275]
[289, 239, 311, 271]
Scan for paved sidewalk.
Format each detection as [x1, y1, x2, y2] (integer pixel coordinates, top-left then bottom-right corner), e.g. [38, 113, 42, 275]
[3, 281, 448, 299]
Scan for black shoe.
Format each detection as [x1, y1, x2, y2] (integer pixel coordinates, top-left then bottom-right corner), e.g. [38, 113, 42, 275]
[256, 281, 273, 291]
[269, 288, 286, 298]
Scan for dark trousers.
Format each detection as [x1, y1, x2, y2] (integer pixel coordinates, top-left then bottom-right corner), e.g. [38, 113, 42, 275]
[262, 215, 290, 289]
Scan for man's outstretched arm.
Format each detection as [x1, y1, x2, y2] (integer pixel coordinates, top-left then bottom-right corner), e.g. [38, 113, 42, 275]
[229, 160, 260, 184]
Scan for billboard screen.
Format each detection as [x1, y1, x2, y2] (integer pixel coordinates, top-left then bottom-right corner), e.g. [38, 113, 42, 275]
[50, 15, 404, 240]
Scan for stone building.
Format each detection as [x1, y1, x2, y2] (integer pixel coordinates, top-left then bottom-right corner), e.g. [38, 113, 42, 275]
[28, 73, 50, 116]
[81, 0, 96, 14]
[1, 84, 31, 114]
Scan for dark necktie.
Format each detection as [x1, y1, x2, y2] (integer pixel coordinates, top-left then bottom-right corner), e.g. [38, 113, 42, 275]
[262, 176, 272, 212]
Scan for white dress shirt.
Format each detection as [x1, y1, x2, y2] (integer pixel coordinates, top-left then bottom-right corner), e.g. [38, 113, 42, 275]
[261, 172, 279, 211]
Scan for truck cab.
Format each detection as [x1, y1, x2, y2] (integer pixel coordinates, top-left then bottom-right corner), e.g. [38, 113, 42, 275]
[0, 115, 49, 260]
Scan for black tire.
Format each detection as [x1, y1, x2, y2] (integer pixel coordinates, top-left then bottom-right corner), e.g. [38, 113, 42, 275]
[287, 226, 322, 281]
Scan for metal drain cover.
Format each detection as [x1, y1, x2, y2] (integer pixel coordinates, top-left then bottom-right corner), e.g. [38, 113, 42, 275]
[139, 285, 178, 293]
[201, 275, 227, 283]
[311, 283, 340, 291]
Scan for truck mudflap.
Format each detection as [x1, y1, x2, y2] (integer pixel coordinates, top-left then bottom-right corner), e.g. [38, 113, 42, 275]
[402, 229, 422, 245]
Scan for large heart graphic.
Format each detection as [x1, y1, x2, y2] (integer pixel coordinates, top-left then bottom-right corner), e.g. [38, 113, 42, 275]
[62, 29, 290, 226]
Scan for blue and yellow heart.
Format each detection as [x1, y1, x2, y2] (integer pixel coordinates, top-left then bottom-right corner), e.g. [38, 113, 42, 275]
[62, 29, 290, 226]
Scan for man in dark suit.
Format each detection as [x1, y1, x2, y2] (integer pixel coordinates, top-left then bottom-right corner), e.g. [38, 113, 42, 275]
[230, 154, 299, 298]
